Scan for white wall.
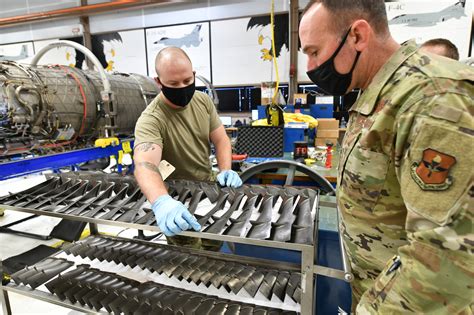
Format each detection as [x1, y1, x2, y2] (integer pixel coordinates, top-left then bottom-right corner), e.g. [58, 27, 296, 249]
[0, 0, 471, 83]
[0, 0, 299, 44]
[90, 1, 291, 33]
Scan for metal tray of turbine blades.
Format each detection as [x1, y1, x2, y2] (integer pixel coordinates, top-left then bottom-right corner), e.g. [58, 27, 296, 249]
[0, 172, 319, 245]
[5, 235, 301, 314]
[60, 235, 302, 303]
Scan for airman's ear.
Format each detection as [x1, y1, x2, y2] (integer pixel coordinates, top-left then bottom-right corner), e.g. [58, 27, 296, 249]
[351, 19, 371, 52]
[154, 77, 162, 86]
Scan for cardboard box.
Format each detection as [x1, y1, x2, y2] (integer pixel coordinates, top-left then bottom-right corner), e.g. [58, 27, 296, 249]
[317, 118, 339, 130]
[315, 137, 338, 146]
[261, 82, 275, 105]
[261, 98, 272, 105]
[317, 129, 339, 138]
[315, 96, 334, 104]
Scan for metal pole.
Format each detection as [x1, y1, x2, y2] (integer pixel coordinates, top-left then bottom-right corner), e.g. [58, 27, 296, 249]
[0, 289, 12, 315]
[80, 0, 94, 70]
[288, 0, 299, 105]
[337, 206, 354, 282]
[300, 245, 315, 314]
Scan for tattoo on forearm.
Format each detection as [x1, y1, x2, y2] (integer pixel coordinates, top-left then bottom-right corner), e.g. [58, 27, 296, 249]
[136, 161, 162, 177]
[135, 142, 156, 152]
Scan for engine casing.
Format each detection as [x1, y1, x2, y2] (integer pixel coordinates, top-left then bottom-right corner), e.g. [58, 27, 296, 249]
[0, 61, 159, 156]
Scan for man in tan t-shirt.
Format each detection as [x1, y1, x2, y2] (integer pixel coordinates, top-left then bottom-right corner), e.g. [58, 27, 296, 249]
[134, 47, 242, 249]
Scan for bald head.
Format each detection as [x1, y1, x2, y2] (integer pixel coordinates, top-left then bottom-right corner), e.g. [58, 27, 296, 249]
[155, 47, 192, 78]
[154, 47, 194, 89]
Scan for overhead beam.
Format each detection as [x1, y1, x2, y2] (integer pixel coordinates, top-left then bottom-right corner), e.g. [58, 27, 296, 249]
[0, 0, 191, 28]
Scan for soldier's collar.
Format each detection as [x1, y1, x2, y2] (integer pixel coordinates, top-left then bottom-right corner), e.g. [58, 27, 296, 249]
[350, 40, 418, 115]
[159, 93, 188, 112]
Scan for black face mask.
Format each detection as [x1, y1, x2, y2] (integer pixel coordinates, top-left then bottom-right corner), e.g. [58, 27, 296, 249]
[306, 26, 361, 96]
[160, 80, 195, 107]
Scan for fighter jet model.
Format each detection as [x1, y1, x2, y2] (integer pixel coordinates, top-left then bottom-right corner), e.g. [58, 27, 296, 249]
[154, 24, 202, 48]
[0, 44, 29, 61]
[390, 0, 466, 27]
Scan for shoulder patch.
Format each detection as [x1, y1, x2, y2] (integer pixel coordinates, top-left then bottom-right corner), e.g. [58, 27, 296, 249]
[430, 104, 462, 123]
[411, 148, 456, 191]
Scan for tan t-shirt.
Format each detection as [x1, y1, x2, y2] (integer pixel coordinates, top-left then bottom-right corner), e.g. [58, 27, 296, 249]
[134, 91, 222, 181]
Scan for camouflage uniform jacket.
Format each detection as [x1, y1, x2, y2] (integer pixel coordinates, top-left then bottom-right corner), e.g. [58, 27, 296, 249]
[337, 40, 473, 314]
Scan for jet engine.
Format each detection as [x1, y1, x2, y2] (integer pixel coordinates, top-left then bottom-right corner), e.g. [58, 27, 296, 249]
[0, 60, 158, 157]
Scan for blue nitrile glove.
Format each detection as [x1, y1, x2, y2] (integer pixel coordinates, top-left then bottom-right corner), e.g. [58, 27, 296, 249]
[151, 195, 201, 236]
[217, 170, 243, 188]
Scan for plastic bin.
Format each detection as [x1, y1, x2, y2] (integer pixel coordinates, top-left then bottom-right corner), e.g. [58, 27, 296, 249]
[283, 128, 305, 152]
[310, 104, 333, 118]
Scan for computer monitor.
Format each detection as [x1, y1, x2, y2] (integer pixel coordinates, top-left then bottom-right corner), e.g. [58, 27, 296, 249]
[216, 88, 242, 112]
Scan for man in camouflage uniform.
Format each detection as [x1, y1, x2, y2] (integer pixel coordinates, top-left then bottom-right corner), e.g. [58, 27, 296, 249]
[300, 0, 473, 313]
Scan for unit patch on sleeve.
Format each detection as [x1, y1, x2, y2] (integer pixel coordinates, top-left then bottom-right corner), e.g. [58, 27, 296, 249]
[411, 148, 456, 191]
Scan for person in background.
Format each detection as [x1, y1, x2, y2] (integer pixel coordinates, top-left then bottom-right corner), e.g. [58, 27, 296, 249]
[300, 0, 473, 313]
[133, 47, 242, 251]
[420, 38, 460, 60]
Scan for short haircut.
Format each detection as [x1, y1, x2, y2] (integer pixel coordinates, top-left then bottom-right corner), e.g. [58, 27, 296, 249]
[155, 46, 192, 77]
[302, 0, 389, 37]
[421, 38, 460, 60]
